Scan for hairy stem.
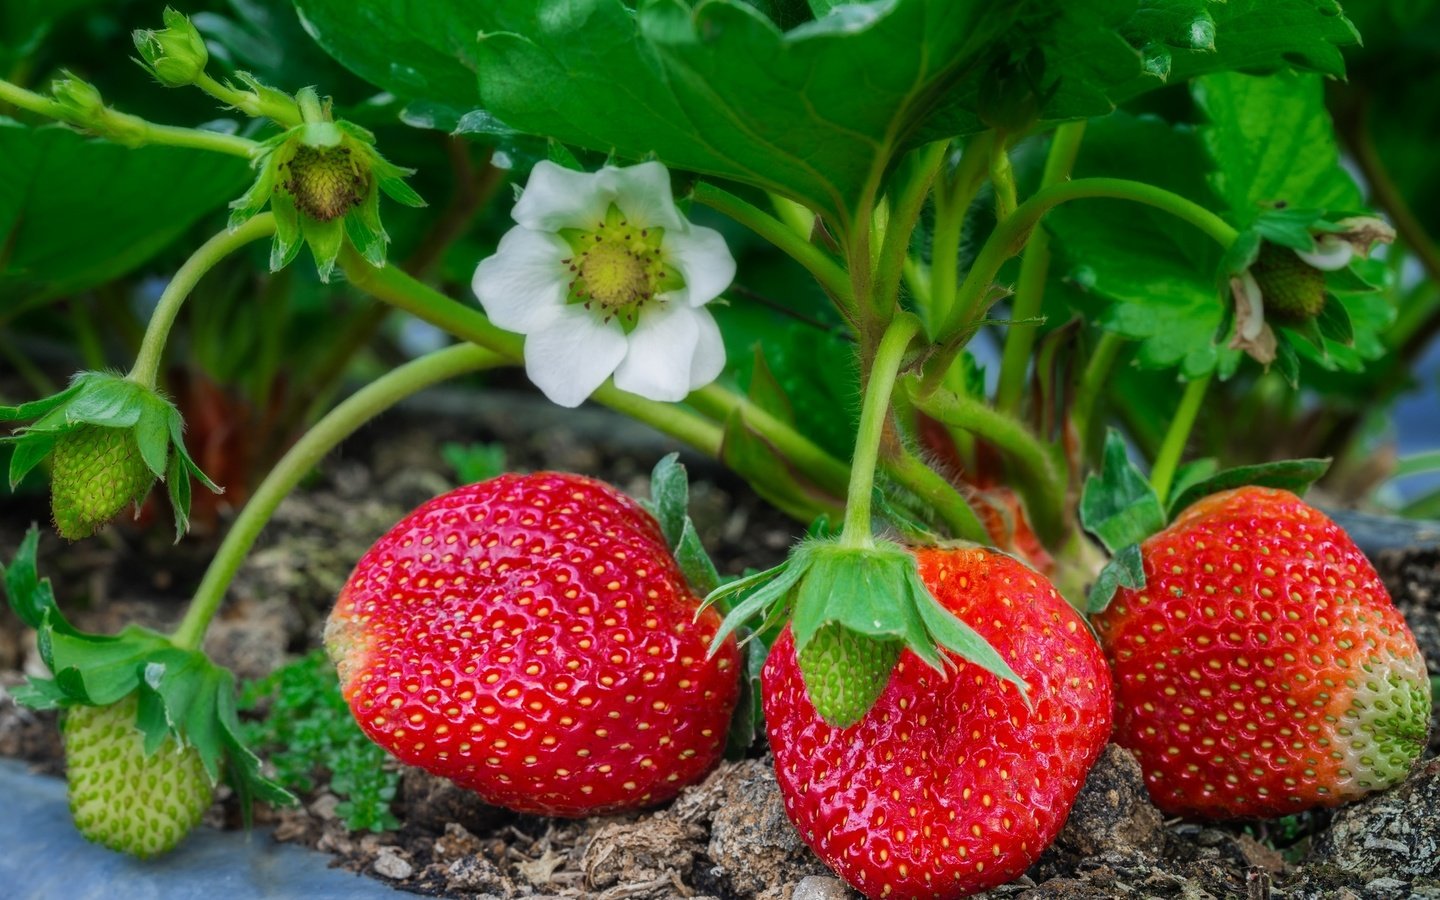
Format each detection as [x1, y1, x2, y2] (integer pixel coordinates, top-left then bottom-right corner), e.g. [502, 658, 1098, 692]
[194, 72, 302, 127]
[842, 314, 922, 549]
[1071, 330, 1125, 454]
[128, 214, 277, 388]
[885, 446, 989, 543]
[873, 141, 949, 322]
[171, 343, 507, 650]
[927, 132, 993, 336]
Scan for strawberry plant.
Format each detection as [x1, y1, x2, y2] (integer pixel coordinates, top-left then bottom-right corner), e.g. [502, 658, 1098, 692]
[0, 2, 1437, 898]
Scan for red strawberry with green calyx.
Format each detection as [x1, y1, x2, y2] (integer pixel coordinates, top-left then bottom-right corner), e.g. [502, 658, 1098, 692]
[326, 471, 740, 817]
[764, 546, 1113, 900]
[1094, 486, 1431, 820]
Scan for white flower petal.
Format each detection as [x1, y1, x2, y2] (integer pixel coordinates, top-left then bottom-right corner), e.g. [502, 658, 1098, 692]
[512, 161, 611, 231]
[687, 307, 726, 390]
[472, 226, 572, 334]
[524, 307, 627, 408]
[1295, 235, 1354, 271]
[613, 304, 703, 402]
[663, 224, 736, 307]
[599, 162, 684, 230]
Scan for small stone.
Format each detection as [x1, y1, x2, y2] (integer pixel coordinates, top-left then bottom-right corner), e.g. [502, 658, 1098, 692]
[791, 875, 857, 900]
[446, 855, 511, 895]
[309, 792, 340, 821]
[1052, 745, 1166, 857]
[433, 822, 483, 862]
[372, 847, 413, 881]
[1364, 876, 1408, 896]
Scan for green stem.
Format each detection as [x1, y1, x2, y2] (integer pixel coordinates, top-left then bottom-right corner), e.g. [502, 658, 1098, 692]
[128, 214, 276, 388]
[995, 122, 1086, 416]
[1071, 330, 1125, 453]
[336, 248, 726, 456]
[691, 182, 853, 310]
[886, 445, 988, 543]
[989, 138, 1018, 219]
[1150, 373, 1211, 503]
[686, 387, 851, 496]
[0, 77, 259, 158]
[927, 132, 993, 336]
[171, 343, 508, 650]
[940, 177, 1239, 338]
[908, 380, 1067, 545]
[874, 141, 948, 321]
[842, 314, 921, 548]
[193, 72, 302, 127]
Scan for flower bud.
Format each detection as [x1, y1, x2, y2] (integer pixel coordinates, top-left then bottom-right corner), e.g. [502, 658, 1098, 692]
[133, 8, 209, 88]
[51, 74, 105, 124]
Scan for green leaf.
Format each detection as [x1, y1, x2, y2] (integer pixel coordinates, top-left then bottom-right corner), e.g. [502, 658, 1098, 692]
[473, 0, 1016, 226]
[675, 518, 722, 601]
[1194, 70, 1363, 225]
[1166, 457, 1331, 517]
[1087, 543, 1145, 613]
[0, 526, 58, 631]
[646, 453, 689, 549]
[1080, 430, 1166, 553]
[0, 121, 249, 306]
[1166, 456, 1220, 508]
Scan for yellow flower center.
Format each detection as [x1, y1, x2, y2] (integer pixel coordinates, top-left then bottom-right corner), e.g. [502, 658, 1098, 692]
[578, 241, 651, 308]
[563, 206, 682, 329]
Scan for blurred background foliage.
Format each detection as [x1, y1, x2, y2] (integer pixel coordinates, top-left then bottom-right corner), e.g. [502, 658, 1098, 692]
[0, 0, 1437, 529]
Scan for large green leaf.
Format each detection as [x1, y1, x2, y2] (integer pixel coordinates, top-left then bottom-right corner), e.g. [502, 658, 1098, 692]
[1194, 69, 1363, 222]
[473, 0, 1017, 229]
[0, 121, 249, 305]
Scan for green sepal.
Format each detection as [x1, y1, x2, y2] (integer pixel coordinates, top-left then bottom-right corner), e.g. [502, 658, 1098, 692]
[1086, 543, 1145, 614]
[1252, 207, 1329, 251]
[1166, 458, 1331, 519]
[270, 194, 303, 272]
[0, 380, 85, 421]
[642, 454, 723, 600]
[723, 627, 769, 759]
[1166, 457, 1221, 509]
[167, 449, 192, 539]
[0, 528, 296, 820]
[1315, 295, 1355, 345]
[1080, 429, 1166, 555]
[301, 214, 344, 283]
[7, 432, 56, 490]
[707, 538, 1027, 724]
[344, 187, 389, 268]
[1273, 336, 1301, 388]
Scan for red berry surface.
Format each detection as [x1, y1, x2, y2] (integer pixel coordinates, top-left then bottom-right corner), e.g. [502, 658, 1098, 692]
[1094, 487, 1431, 820]
[326, 472, 740, 817]
[764, 547, 1113, 900]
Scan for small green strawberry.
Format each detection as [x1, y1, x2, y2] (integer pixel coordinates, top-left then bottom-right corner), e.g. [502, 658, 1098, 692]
[1251, 242, 1326, 321]
[63, 694, 214, 859]
[796, 624, 901, 727]
[281, 144, 368, 222]
[48, 425, 154, 540]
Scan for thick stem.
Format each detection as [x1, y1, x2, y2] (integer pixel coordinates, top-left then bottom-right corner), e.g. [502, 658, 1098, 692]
[841, 314, 921, 548]
[989, 138, 1018, 220]
[0, 77, 260, 158]
[691, 182, 853, 310]
[1150, 373, 1212, 503]
[128, 214, 277, 388]
[939, 177, 1240, 339]
[886, 446, 989, 543]
[171, 343, 507, 650]
[873, 141, 949, 321]
[995, 122, 1086, 415]
[908, 381, 1067, 546]
[927, 132, 993, 336]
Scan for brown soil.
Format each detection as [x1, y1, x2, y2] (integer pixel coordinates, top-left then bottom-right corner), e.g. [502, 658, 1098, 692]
[3, 403, 1439, 899]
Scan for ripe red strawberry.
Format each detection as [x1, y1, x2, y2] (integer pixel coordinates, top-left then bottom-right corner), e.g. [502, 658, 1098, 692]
[326, 472, 740, 817]
[764, 546, 1112, 900]
[1094, 486, 1431, 820]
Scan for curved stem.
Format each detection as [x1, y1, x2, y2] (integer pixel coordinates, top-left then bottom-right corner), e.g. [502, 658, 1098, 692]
[1150, 373, 1212, 503]
[874, 140, 948, 321]
[842, 314, 921, 548]
[194, 72, 302, 127]
[0, 77, 259, 158]
[128, 214, 276, 388]
[995, 122, 1086, 415]
[908, 380, 1067, 546]
[885, 445, 989, 543]
[686, 386, 850, 496]
[940, 177, 1240, 338]
[1071, 330, 1125, 454]
[691, 182, 853, 310]
[171, 343, 508, 650]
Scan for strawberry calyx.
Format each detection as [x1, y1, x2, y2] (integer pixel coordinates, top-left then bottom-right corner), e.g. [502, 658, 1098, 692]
[1080, 428, 1332, 613]
[1, 526, 295, 844]
[704, 537, 1028, 727]
[1, 371, 222, 539]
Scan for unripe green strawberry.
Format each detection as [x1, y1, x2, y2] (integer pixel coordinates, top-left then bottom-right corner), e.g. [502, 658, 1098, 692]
[282, 145, 367, 221]
[1251, 242, 1326, 321]
[63, 694, 214, 859]
[797, 624, 901, 728]
[49, 425, 156, 540]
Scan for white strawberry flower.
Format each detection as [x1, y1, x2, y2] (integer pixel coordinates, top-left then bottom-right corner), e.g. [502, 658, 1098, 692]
[473, 161, 735, 408]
